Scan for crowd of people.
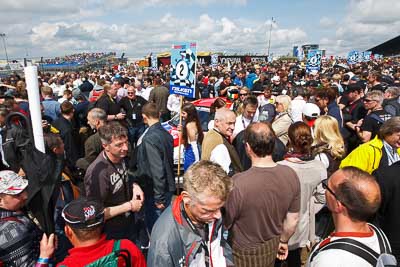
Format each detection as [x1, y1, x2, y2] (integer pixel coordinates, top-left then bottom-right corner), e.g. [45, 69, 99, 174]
[42, 52, 115, 65]
[0, 56, 399, 267]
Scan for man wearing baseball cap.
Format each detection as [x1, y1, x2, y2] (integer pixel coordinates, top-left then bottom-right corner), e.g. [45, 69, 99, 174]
[58, 198, 146, 267]
[302, 102, 321, 128]
[0, 170, 55, 266]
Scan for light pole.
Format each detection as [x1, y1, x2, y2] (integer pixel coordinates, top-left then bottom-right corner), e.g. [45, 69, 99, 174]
[0, 33, 9, 65]
[267, 17, 275, 57]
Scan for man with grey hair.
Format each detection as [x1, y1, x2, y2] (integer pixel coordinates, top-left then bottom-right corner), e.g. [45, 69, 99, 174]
[76, 108, 107, 170]
[355, 90, 392, 143]
[147, 160, 234, 267]
[133, 80, 144, 98]
[84, 121, 144, 242]
[201, 108, 242, 176]
[383, 87, 400, 116]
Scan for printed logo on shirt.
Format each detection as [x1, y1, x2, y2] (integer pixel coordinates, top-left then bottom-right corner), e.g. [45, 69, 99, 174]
[110, 172, 123, 194]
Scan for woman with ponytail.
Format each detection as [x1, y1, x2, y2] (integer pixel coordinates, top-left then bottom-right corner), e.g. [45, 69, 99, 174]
[277, 122, 327, 267]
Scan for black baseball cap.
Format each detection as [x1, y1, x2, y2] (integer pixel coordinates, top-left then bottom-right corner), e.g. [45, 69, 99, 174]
[62, 199, 104, 229]
[347, 83, 362, 93]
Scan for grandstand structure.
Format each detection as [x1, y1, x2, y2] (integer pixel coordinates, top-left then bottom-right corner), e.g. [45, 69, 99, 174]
[39, 52, 117, 71]
[369, 35, 400, 57]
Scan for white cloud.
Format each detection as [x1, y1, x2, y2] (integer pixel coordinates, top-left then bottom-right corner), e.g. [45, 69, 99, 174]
[349, 0, 400, 24]
[319, 17, 335, 28]
[14, 14, 308, 58]
[319, 0, 400, 55]
[220, 18, 236, 35]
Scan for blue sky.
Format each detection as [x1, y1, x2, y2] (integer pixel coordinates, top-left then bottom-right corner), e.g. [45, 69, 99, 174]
[0, 0, 398, 59]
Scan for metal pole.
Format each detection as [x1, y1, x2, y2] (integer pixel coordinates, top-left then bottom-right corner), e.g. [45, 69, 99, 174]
[176, 95, 183, 195]
[0, 33, 9, 65]
[267, 17, 274, 57]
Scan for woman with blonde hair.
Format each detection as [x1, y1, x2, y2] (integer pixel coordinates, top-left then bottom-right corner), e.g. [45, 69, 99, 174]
[272, 94, 293, 145]
[312, 115, 346, 177]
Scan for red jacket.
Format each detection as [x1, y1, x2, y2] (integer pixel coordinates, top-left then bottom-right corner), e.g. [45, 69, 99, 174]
[57, 234, 146, 267]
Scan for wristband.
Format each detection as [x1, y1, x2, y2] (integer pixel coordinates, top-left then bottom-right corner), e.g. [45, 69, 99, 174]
[279, 239, 288, 244]
[114, 114, 118, 120]
[37, 258, 49, 264]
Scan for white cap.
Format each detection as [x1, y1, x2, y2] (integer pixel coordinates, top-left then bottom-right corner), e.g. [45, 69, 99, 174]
[302, 103, 320, 118]
[271, 75, 280, 82]
[345, 72, 355, 79]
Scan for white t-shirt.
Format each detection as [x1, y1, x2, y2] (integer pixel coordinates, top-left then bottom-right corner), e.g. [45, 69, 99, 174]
[307, 227, 384, 267]
[210, 143, 231, 174]
[233, 115, 252, 139]
[141, 86, 153, 101]
[291, 96, 306, 122]
[257, 95, 275, 107]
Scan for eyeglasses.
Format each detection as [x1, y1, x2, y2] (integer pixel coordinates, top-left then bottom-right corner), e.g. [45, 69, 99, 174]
[363, 98, 375, 103]
[321, 179, 345, 206]
[127, 92, 135, 95]
[239, 93, 248, 96]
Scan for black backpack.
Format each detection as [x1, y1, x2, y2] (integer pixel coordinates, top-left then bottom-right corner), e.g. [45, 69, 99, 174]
[310, 224, 397, 266]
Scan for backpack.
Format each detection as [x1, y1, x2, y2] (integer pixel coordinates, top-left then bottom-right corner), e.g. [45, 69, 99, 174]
[310, 224, 397, 267]
[258, 103, 276, 123]
[60, 240, 131, 267]
[383, 99, 400, 117]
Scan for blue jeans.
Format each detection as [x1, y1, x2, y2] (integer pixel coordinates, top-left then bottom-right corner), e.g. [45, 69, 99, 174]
[128, 124, 145, 147]
[144, 191, 174, 232]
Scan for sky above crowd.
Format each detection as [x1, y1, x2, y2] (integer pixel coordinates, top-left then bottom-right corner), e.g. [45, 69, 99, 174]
[0, 0, 399, 60]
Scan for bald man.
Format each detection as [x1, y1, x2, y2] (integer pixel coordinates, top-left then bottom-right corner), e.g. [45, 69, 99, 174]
[202, 108, 243, 176]
[307, 167, 394, 267]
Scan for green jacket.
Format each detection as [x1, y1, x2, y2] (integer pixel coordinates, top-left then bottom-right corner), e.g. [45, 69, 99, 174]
[340, 136, 400, 174]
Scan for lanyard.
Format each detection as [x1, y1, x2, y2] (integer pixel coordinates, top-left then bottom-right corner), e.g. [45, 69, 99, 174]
[241, 116, 252, 129]
[103, 152, 130, 202]
[181, 202, 211, 267]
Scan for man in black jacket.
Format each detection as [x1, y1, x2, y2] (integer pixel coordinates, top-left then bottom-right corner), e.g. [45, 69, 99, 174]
[119, 85, 147, 147]
[0, 170, 55, 266]
[52, 101, 81, 168]
[134, 103, 175, 232]
[84, 121, 144, 242]
[374, 161, 400, 263]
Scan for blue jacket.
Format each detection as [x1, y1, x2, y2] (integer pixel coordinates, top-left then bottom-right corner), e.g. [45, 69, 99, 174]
[42, 98, 61, 122]
[245, 73, 258, 90]
[327, 101, 343, 131]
